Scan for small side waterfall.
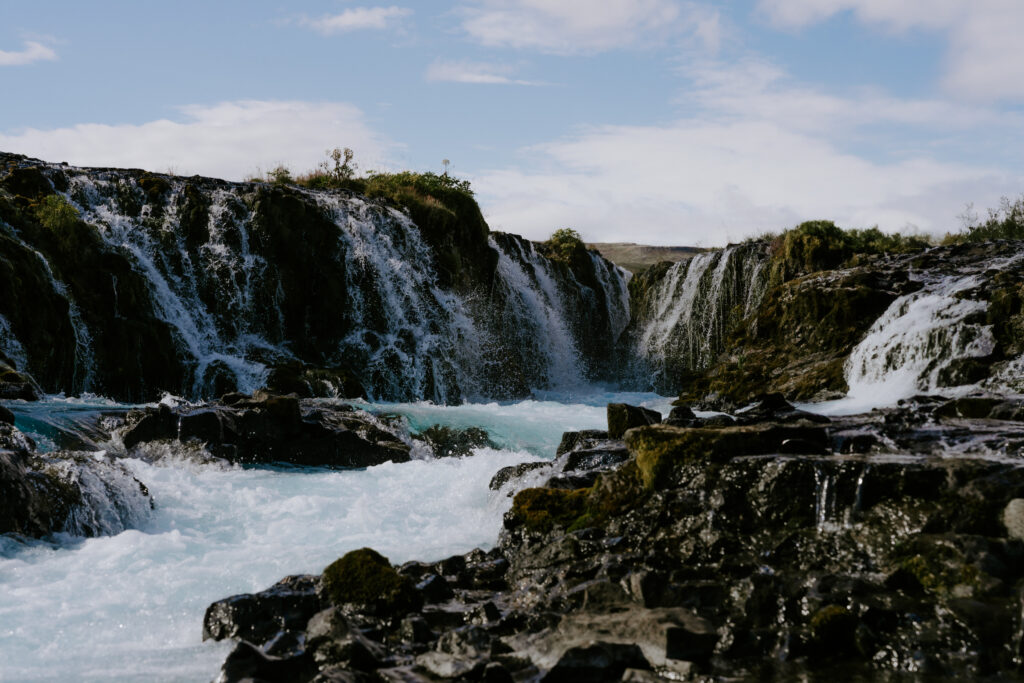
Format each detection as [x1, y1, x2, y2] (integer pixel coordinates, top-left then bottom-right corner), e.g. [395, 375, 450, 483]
[28, 249, 96, 393]
[0, 314, 28, 370]
[631, 242, 770, 390]
[845, 271, 998, 401]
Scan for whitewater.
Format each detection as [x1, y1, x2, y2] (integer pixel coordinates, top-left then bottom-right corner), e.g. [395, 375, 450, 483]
[0, 391, 671, 682]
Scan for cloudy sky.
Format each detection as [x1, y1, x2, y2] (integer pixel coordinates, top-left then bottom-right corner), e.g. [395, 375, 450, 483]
[2, 1, 1022, 245]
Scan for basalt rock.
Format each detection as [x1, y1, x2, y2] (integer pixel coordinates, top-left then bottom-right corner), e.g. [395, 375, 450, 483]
[209, 399, 1024, 681]
[607, 403, 661, 439]
[120, 393, 411, 468]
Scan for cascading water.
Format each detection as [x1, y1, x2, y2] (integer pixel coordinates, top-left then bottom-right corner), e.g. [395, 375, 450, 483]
[589, 251, 632, 341]
[845, 272, 997, 402]
[0, 157, 632, 403]
[69, 177, 278, 396]
[321, 194, 484, 403]
[632, 242, 770, 390]
[488, 235, 587, 391]
[28, 248, 96, 393]
[0, 313, 28, 370]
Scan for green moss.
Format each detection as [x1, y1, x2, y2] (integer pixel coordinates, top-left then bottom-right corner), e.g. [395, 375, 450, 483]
[509, 460, 649, 533]
[510, 487, 590, 533]
[321, 548, 422, 615]
[626, 426, 742, 489]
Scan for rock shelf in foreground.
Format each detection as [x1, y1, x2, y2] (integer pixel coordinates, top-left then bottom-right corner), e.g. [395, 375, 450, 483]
[204, 395, 1024, 682]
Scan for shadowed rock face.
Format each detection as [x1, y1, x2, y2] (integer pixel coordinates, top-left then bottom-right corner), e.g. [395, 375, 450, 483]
[204, 396, 1024, 682]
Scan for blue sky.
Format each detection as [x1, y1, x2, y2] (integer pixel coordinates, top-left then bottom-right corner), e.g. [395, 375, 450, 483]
[1, 1, 1022, 245]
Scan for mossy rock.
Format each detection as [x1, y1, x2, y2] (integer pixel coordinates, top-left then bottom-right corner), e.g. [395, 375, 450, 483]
[625, 424, 830, 489]
[508, 460, 648, 533]
[321, 548, 422, 617]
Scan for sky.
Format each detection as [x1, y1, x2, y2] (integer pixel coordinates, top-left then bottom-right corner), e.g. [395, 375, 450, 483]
[1, 1, 1022, 246]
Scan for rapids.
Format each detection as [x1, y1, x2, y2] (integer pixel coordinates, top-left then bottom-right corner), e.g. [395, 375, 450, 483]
[0, 391, 671, 682]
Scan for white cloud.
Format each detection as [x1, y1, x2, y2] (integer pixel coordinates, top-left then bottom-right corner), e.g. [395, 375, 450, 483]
[756, 0, 1024, 100]
[0, 100, 394, 181]
[475, 59, 1022, 245]
[302, 6, 412, 34]
[458, 0, 718, 54]
[425, 59, 541, 85]
[0, 40, 57, 66]
[477, 119, 1017, 245]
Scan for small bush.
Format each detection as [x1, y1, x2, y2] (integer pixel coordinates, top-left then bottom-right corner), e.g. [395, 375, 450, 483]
[265, 165, 293, 186]
[34, 194, 79, 231]
[944, 195, 1024, 244]
[543, 228, 584, 263]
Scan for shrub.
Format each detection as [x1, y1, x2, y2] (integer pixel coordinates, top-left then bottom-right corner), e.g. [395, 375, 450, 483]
[265, 165, 293, 186]
[34, 194, 79, 231]
[543, 227, 584, 263]
[944, 195, 1024, 244]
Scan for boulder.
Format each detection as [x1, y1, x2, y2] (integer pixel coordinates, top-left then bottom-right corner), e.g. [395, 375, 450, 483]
[121, 394, 411, 468]
[606, 404, 661, 439]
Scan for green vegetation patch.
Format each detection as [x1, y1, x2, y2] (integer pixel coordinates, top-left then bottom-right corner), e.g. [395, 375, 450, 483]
[33, 194, 79, 232]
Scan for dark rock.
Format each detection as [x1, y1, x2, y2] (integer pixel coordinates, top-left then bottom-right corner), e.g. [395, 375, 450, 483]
[121, 395, 411, 468]
[415, 574, 454, 604]
[607, 404, 661, 439]
[489, 461, 549, 491]
[732, 393, 831, 425]
[556, 430, 608, 456]
[219, 640, 314, 683]
[542, 642, 649, 682]
[203, 574, 321, 644]
[0, 404, 13, 424]
[418, 424, 495, 458]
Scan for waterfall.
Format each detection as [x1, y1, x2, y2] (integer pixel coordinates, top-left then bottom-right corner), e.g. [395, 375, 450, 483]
[28, 249, 96, 393]
[488, 235, 587, 391]
[68, 176, 275, 396]
[633, 242, 770, 389]
[0, 314, 28, 370]
[845, 272, 997, 402]
[321, 194, 483, 403]
[589, 251, 631, 341]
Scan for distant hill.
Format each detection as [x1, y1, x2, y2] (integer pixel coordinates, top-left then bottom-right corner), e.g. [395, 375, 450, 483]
[587, 242, 705, 273]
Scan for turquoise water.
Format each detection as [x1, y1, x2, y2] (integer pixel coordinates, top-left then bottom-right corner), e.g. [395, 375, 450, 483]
[0, 391, 670, 682]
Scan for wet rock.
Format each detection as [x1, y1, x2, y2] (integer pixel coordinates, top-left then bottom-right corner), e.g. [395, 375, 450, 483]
[607, 403, 661, 439]
[0, 404, 14, 424]
[203, 574, 321, 644]
[556, 430, 608, 456]
[219, 640, 314, 683]
[415, 574, 454, 604]
[121, 394, 411, 468]
[663, 405, 698, 428]
[1, 422, 151, 538]
[417, 424, 495, 458]
[732, 393, 831, 425]
[489, 461, 549, 491]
